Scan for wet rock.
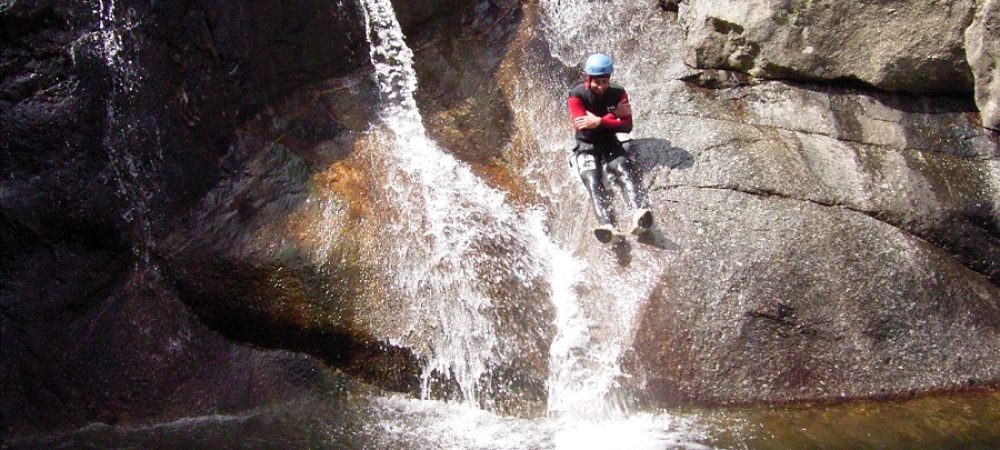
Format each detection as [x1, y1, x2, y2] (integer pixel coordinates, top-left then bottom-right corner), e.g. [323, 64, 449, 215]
[2, 0, 374, 438]
[624, 187, 1000, 406]
[0, 235, 344, 438]
[965, 0, 1000, 130]
[4, 0, 999, 438]
[357, 1, 557, 414]
[151, 0, 553, 416]
[407, 0, 530, 199]
[405, 2, 556, 416]
[390, 0, 470, 35]
[680, 0, 976, 93]
[503, 1, 1000, 408]
[158, 81, 422, 393]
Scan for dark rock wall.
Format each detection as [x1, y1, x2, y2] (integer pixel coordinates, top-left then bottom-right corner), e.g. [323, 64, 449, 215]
[1, 0, 373, 439]
[2, 0, 369, 245]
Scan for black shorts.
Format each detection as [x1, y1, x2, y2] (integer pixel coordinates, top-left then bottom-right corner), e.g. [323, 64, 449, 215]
[573, 140, 627, 173]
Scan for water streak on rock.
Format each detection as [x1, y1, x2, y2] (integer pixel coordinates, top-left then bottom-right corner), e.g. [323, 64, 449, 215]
[358, 0, 563, 407]
[96, 0, 158, 271]
[537, 0, 668, 421]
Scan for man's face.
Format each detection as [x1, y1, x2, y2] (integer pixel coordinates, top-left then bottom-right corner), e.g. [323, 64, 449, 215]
[587, 76, 611, 96]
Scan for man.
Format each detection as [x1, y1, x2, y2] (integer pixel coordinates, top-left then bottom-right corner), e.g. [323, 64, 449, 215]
[568, 53, 652, 243]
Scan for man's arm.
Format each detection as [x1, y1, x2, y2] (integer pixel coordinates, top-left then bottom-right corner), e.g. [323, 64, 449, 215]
[599, 92, 632, 133]
[568, 96, 601, 130]
[569, 93, 632, 132]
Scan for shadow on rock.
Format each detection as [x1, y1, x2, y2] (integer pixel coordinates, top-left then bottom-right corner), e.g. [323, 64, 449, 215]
[609, 228, 680, 266]
[410, 1, 524, 168]
[631, 138, 694, 173]
[637, 228, 681, 251]
[612, 239, 633, 266]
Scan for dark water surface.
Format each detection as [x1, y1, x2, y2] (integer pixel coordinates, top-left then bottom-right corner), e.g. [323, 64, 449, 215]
[696, 390, 1000, 449]
[7, 390, 998, 449]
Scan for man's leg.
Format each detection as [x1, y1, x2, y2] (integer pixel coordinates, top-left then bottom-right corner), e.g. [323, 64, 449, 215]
[606, 153, 653, 234]
[576, 152, 619, 243]
[606, 153, 647, 210]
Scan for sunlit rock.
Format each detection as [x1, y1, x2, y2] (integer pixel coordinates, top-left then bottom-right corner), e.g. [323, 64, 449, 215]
[680, 0, 976, 93]
[503, 1, 1000, 408]
[965, 0, 1000, 130]
[624, 187, 1000, 406]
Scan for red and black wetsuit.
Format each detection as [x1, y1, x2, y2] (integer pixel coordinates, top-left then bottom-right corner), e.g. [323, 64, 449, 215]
[567, 82, 647, 226]
[567, 82, 633, 145]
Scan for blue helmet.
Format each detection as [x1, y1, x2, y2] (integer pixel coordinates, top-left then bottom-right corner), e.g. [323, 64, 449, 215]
[584, 53, 614, 76]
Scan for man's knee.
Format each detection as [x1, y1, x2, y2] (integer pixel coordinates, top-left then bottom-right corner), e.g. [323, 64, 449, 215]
[576, 153, 601, 182]
[575, 151, 598, 170]
[606, 155, 632, 177]
[579, 169, 603, 192]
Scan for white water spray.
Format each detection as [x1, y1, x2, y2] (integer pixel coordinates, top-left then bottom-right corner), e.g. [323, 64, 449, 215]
[359, 0, 560, 406]
[538, 0, 680, 94]
[357, 3, 693, 446]
[535, 0, 680, 425]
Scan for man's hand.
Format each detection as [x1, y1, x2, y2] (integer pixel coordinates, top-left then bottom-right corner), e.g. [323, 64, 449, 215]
[573, 112, 602, 130]
[615, 98, 631, 118]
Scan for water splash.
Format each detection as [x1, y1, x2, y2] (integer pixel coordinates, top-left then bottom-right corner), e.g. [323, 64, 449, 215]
[357, 0, 675, 436]
[538, 0, 681, 93]
[361, 395, 709, 450]
[545, 251, 658, 420]
[359, 0, 559, 406]
[534, 0, 674, 423]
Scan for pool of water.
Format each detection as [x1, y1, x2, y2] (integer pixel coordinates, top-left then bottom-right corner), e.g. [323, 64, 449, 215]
[694, 390, 1000, 449]
[8, 390, 998, 449]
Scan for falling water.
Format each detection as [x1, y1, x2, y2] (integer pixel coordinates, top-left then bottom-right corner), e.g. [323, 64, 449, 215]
[11, 2, 994, 448]
[538, 0, 681, 94]
[359, 0, 663, 425]
[358, 1, 703, 446]
[359, 0, 557, 406]
[536, 0, 672, 421]
[95, 0, 158, 270]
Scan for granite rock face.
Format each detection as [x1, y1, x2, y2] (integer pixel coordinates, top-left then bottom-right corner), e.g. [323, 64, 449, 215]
[679, 0, 977, 93]
[965, 0, 1000, 129]
[1, 0, 377, 438]
[3, 0, 546, 438]
[505, 1, 1000, 407]
[625, 185, 1000, 406]
[156, 0, 554, 416]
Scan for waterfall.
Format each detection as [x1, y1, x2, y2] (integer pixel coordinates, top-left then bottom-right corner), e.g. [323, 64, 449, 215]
[359, 0, 557, 407]
[357, 2, 680, 440]
[358, 0, 658, 424]
[95, 0, 158, 271]
[537, 0, 681, 423]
